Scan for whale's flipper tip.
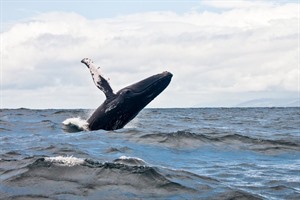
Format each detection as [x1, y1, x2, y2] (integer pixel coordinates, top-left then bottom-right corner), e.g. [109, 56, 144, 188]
[81, 58, 93, 65]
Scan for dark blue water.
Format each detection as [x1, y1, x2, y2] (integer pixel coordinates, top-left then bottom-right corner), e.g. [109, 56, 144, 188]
[1, 108, 299, 199]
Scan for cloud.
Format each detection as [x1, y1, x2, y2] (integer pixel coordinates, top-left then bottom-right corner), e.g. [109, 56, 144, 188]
[201, 0, 276, 9]
[1, 1, 298, 108]
[200, 0, 297, 10]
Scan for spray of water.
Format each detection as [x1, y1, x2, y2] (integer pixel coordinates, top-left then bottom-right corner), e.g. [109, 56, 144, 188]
[62, 117, 89, 132]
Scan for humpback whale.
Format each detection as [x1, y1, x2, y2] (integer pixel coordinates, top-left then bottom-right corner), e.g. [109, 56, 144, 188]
[81, 58, 173, 131]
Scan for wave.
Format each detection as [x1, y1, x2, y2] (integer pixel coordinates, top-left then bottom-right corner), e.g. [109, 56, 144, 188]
[140, 130, 300, 152]
[53, 109, 88, 115]
[62, 117, 89, 132]
[44, 156, 85, 166]
[1, 155, 264, 199]
[0, 127, 11, 132]
[105, 146, 132, 153]
[41, 156, 147, 167]
[3, 156, 194, 198]
[113, 156, 147, 166]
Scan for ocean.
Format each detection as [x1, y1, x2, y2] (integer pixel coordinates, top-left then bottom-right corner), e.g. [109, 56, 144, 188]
[0, 107, 299, 200]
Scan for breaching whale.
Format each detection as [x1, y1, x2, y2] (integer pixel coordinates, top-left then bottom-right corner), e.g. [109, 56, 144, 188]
[81, 58, 173, 131]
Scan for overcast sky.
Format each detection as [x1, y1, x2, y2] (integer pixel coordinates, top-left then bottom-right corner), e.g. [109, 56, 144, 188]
[1, 0, 299, 108]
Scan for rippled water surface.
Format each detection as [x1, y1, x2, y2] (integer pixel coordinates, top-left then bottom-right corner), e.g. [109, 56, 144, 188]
[1, 108, 299, 199]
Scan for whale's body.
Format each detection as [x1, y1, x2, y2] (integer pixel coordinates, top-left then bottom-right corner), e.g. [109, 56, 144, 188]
[81, 58, 172, 131]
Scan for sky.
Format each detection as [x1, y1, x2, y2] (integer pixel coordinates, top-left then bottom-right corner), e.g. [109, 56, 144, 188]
[1, 0, 299, 108]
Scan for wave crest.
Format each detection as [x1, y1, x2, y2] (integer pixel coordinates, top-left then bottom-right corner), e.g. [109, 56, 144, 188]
[140, 130, 300, 152]
[62, 117, 89, 132]
[44, 156, 85, 167]
[113, 156, 147, 166]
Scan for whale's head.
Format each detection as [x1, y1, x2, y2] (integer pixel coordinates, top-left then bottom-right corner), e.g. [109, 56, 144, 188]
[118, 71, 173, 104]
[87, 71, 173, 130]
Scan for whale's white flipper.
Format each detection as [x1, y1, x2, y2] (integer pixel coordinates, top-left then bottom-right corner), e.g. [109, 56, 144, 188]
[81, 58, 114, 98]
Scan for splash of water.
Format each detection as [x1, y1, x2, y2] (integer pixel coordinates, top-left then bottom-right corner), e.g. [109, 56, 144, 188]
[62, 117, 89, 132]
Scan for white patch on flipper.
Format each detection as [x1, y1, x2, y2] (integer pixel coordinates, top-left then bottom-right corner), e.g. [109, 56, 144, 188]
[81, 58, 113, 97]
[87, 61, 103, 89]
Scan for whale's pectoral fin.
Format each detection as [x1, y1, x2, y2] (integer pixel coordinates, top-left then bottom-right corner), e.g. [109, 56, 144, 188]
[81, 58, 114, 99]
[94, 74, 114, 99]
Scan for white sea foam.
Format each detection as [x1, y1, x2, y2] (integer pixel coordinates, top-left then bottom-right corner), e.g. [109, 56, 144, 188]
[117, 156, 148, 166]
[45, 156, 85, 166]
[62, 117, 89, 131]
[118, 156, 145, 162]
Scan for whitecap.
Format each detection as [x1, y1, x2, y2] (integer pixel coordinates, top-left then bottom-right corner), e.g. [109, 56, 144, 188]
[114, 156, 147, 166]
[45, 156, 85, 167]
[62, 117, 89, 131]
[118, 156, 145, 162]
